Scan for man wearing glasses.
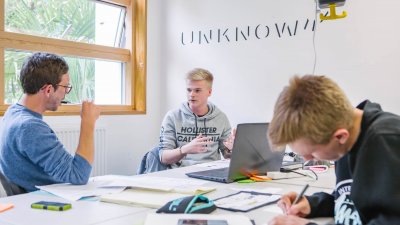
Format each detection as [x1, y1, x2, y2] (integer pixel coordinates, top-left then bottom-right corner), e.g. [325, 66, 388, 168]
[0, 52, 100, 194]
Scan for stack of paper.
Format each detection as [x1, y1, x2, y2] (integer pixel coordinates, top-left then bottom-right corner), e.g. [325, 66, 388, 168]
[36, 175, 215, 202]
[36, 181, 126, 201]
[98, 176, 216, 208]
[93, 175, 216, 195]
[100, 189, 190, 208]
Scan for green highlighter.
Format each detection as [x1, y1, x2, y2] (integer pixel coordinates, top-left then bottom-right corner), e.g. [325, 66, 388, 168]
[31, 201, 72, 211]
[237, 179, 256, 183]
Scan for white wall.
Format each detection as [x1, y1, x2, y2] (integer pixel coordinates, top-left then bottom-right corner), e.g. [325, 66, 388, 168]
[3, 0, 400, 175]
[158, 0, 400, 127]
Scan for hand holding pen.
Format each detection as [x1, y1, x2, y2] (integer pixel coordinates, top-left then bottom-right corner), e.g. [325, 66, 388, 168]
[277, 184, 311, 217]
[292, 184, 309, 205]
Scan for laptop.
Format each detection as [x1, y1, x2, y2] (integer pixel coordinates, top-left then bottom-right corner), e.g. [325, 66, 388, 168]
[185, 123, 285, 183]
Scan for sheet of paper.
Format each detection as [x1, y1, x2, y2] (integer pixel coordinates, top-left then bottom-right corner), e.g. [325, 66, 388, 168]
[101, 189, 189, 208]
[92, 175, 214, 194]
[144, 213, 253, 225]
[36, 181, 125, 201]
[214, 192, 281, 212]
[263, 204, 284, 214]
[230, 187, 282, 194]
[36, 175, 214, 201]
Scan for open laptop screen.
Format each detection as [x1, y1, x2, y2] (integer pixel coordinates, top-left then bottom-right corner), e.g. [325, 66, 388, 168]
[186, 123, 285, 183]
[226, 123, 284, 182]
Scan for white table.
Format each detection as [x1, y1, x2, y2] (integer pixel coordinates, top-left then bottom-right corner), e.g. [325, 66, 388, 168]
[0, 165, 335, 225]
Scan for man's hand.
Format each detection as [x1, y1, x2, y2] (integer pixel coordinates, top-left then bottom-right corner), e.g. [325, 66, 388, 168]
[268, 215, 310, 225]
[223, 128, 236, 152]
[81, 100, 100, 125]
[277, 191, 311, 217]
[181, 134, 212, 154]
[77, 100, 100, 164]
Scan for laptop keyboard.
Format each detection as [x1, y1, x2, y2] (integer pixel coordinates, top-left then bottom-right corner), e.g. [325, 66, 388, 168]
[198, 167, 229, 177]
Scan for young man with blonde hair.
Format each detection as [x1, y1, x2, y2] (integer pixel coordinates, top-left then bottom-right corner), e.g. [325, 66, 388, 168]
[268, 75, 400, 225]
[159, 68, 234, 168]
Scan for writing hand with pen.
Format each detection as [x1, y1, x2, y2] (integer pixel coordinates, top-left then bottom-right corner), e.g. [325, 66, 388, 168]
[268, 184, 312, 225]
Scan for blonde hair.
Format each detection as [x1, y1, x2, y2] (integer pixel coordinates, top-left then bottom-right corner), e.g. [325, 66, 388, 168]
[268, 75, 354, 148]
[186, 68, 214, 88]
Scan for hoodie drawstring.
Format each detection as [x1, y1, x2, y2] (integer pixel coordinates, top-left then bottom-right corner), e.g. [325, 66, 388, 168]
[203, 119, 207, 137]
[193, 114, 207, 137]
[194, 114, 198, 136]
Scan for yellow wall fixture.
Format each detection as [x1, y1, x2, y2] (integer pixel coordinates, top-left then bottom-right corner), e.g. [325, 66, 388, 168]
[320, 3, 347, 20]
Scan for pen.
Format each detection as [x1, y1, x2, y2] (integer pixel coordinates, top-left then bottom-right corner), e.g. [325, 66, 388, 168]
[292, 184, 309, 205]
[61, 100, 79, 104]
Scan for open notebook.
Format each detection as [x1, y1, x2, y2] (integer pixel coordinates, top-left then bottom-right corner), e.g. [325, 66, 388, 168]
[186, 123, 285, 183]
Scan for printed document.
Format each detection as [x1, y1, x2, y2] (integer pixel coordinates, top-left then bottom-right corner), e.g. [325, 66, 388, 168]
[36, 175, 214, 201]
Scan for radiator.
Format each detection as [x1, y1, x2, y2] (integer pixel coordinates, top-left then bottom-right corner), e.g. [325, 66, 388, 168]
[54, 126, 107, 176]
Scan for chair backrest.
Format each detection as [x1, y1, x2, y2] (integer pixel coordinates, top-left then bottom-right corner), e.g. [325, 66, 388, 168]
[0, 170, 26, 196]
[137, 146, 170, 174]
[0, 182, 6, 197]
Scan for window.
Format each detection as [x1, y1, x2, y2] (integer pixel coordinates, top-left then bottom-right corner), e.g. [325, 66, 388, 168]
[0, 0, 147, 115]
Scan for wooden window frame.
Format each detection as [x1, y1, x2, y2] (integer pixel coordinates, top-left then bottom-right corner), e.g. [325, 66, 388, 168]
[0, 0, 147, 116]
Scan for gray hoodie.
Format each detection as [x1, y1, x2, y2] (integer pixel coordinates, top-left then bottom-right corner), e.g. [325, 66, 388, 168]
[159, 102, 231, 167]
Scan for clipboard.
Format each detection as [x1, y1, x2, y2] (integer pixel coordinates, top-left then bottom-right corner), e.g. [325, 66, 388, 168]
[212, 191, 281, 212]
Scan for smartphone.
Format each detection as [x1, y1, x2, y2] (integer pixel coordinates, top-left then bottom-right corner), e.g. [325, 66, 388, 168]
[31, 201, 72, 211]
[177, 219, 228, 225]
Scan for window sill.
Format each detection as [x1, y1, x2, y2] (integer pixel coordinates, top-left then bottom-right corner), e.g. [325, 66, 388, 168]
[0, 105, 146, 116]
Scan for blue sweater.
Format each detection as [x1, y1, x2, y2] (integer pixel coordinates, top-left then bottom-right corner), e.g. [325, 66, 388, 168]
[0, 104, 91, 192]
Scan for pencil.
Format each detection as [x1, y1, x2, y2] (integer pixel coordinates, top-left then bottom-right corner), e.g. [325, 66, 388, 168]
[292, 184, 309, 205]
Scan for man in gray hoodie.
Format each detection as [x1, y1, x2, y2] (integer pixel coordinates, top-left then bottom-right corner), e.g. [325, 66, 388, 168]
[159, 68, 234, 168]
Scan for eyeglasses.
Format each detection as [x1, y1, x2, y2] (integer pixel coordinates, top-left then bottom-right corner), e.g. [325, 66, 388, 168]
[56, 84, 73, 94]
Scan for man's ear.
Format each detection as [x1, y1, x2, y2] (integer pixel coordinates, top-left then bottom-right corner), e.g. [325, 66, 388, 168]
[208, 88, 212, 96]
[41, 84, 52, 96]
[333, 128, 349, 145]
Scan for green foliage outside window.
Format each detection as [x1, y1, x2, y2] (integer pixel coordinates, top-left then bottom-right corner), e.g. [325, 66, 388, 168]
[4, 0, 96, 104]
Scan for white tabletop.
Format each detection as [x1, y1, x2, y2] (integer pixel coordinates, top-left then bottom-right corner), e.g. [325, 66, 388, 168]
[0, 163, 335, 225]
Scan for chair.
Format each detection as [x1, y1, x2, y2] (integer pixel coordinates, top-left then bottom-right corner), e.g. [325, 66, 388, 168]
[0, 182, 6, 197]
[0, 170, 26, 196]
[137, 146, 170, 174]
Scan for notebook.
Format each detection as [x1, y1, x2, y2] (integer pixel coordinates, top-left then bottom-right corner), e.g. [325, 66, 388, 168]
[186, 123, 285, 183]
